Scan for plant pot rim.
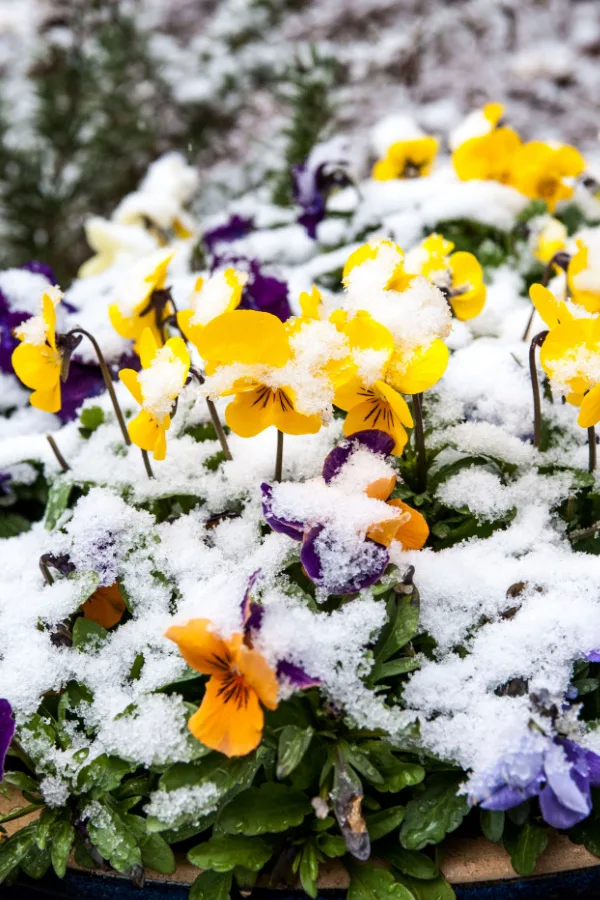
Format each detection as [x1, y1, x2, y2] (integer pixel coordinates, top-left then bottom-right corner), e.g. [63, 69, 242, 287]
[2, 787, 599, 888]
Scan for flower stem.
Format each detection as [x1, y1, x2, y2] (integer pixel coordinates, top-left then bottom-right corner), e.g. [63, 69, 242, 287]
[39, 556, 54, 585]
[275, 429, 284, 482]
[46, 434, 70, 472]
[412, 393, 427, 493]
[189, 366, 233, 461]
[141, 450, 154, 479]
[589, 426, 597, 473]
[67, 327, 130, 446]
[529, 331, 549, 449]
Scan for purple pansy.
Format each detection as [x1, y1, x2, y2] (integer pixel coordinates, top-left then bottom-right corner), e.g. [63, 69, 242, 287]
[477, 735, 600, 829]
[20, 260, 56, 283]
[262, 429, 395, 595]
[0, 699, 15, 781]
[203, 214, 254, 253]
[292, 140, 353, 240]
[239, 260, 292, 322]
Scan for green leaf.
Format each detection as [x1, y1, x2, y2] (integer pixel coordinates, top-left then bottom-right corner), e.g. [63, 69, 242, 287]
[76, 754, 133, 794]
[371, 658, 421, 682]
[386, 846, 438, 879]
[347, 862, 415, 900]
[44, 480, 72, 531]
[396, 874, 456, 900]
[374, 591, 420, 665]
[359, 743, 425, 794]
[341, 744, 384, 785]
[189, 870, 233, 900]
[72, 617, 107, 650]
[3, 772, 40, 794]
[480, 809, 504, 843]
[140, 833, 176, 875]
[277, 725, 314, 779]
[0, 512, 31, 537]
[80, 406, 105, 432]
[188, 834, 273, 873]
[504, 822, 548, 876]
[569, 816, 600, 856]
[86, 802, 142, 874]
[0, 825, 38, 883]
[400, 775, 469, 851]
[366, 806, 406, 841]
[35, 808, 61, 850]
[51, 820, 75, 878]
[317, 833, 347, 858]
[218, 783, 311, 835]
[298, 839, 320, 899]
[21, 839, 51, 879]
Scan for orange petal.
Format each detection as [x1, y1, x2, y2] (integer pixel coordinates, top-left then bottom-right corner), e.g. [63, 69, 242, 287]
[188, 673, 264, 757]
[367, 514, 410, 548]
[165, 619, 235, 675]
[365, 476, 396, 501]
[82, 583, 127, 628]
[387, 499, 429, 550]
[235, 646, 279, 710]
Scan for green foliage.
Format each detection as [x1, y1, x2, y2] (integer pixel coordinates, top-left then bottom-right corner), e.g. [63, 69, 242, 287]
[480, 809, 505, 843]
[189, 870, 233, 900]
[188, 833, 274, 872]
[347, 862, 415, 900]
[277, 724, 314, 779]
[503, 821, 549, 876]
[72, 617, 108, 650]
[218, 783, 311, 835]
[400, 774, 469, 851]
[79, 406, 105, 438]
[44, 480, 73, 531]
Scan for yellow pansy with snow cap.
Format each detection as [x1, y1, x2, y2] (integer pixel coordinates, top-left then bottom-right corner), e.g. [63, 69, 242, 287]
[109, 248, 174, 353]
[119, 328, 190, 460]
[404, 233, 487, 321]
[509, 141, 585, 213]
[177, 268, 247, 350]
[78, 216, 158, 278]
[539, 316, 600, 427]
[453, 127, 522, 184]
[372, 136, 438, 181]
[12, 286, 64, 413]
[449, 103, 505, 151]
[196, 310, 326, 438]
[567, 231, 600, 314]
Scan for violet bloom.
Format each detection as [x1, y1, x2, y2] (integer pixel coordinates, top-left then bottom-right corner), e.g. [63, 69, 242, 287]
[0, 699, 15, 781]
[262, 430, 396, 595]
[476, 735, 600, 829]
[239, 260, 292, 322]
[292, 140, 353, 240]
[203, 214, 254, 254]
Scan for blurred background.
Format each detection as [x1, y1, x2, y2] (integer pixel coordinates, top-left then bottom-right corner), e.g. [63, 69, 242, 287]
[0, 0, 598, 284]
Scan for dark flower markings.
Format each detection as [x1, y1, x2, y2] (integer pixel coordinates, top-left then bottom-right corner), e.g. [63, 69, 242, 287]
[216, 672, 250, 710]
[251, 386, 293, 412]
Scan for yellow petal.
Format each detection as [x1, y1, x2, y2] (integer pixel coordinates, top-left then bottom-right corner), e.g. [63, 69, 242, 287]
[165, 619, 235, 675]
[374, 380, 414, 427]
[342, 313, 395, 355]
[299, 285, 322, 319]
[225, 386, 277, 437]
[272, 389, 322, 436]
[452, 127, 521, 182]
[153, 426, 168, 461]
[578, 384, 600, 429]
[483, 103, 504, 126]
[31, 382, 61, 413]
[188, 673, 264, 757]
[451, 283, 487, 321]
[386, 340, 449, 394]
[42, 292, 57, 350]
[529, 283, 572, 329]
[128, 409, 163, 452]
[196, 310, 291, 367]
[119, 368, 143, 405]
[140, 327, 159, 369]
[12, 343, 61, 391]
[165, 335, 191, 378]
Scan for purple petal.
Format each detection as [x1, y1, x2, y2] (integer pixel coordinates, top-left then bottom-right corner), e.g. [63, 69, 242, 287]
[0, 306, 28, 374]
[239, 261, 292, 322]
[261, 483, 304, 540]
[241, 569, 264, 634]
[20, 260, 56, 284]
[585, 650, 600, 662]
[300, 524, 389, 595]
[58, 361, 106, 422]
[539, 784, 590, 829]
[545, 740, 591, 815]
[203, 214, 254, 253]
[292, 156, 352, 241]
[0, 699, 15, 781]
[480, 778, 544, 811]
[322, 430, 395, 483]
[277, 659, 322, 690]
[586, 749, 600, 787]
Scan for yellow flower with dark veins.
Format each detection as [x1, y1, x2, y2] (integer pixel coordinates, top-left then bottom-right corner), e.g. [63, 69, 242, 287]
[335, 377, 414, 455]
[119, 327, 190, 460]
[109, 248, 174, 353]
[177, 268, 247, 351]
[372, 136, 439, 181]
[404, 233, 487, 321]
[12, 286, 63, 413]
[452, 127, 522, 184]
[509, 142, 585, 213]
[197, 310, 324, 438]
[166, 618, 278, 757]
[539, 317, 600, 424]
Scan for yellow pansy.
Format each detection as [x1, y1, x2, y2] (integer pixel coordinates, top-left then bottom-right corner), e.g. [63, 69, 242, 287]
[196, 310, 323, 438]
[385, 339, 449, 395]
[335, 377, 413, 455]
[12, 287, 63, 413]
[482, 103, 504, 128]
[452, 127, 522, 183]
[529, 283, 573, 330]
[343, 239, 413, 293]
[405, 234, 486, 320]
[509, 142, 585, 212]
[372, 136, 439, 181]
[78, 216, 157, 278]
[109, 248, 174, 353]
[539, 317, 600, 411]
[119, 327, 190, 460]
[533, 217, 568, 265]
[299, 285, 323, 320]
[567, 240, 600, 314]
[177, 268, 247, 350]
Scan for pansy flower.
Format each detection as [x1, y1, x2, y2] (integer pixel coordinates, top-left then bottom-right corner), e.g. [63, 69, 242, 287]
[509, 142, 585, 213]
[177, 268, 247, 350]
[452, 127, 522, 184]
[203, 214, 254, 253]
[292, 141, 353, 238]
[448, 103, 504, 151]
[0, 699, 15, 781]
[197, 310, 325, 438]
[12, 286, 64, 413]
[538, 313, 600, 425]
[119, 327, 190, 460]
[567, 235, 600, 314]
[109, 248, 175, 353]
[532, 217, 568, 265]
[239, 260, 292, 322]
[262, 430, 428, 594]
[166, 575, 319, 757]
[373, 136, 438, 181]
[404, 233, 487, 321]
[78, 216, 158, 278]
[82, 583, 128, 629]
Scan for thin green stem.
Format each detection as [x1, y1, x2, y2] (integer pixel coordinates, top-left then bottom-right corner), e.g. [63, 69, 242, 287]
[275, 429, 284, 482]
[39, 556, 54, 585]
[0, 803, 43, 825]
[189, 367, 233, 461]
[412, 393, 427, 493]
[46, 434, 70, 472]
[529, 331, 549, 449]
[589, 426, 597, 473]
[67, 327, 130, 446]
[141, 450, 154, 479]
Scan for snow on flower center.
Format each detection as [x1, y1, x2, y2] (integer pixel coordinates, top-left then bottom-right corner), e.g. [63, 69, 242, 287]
[138, 345, 187, 421]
